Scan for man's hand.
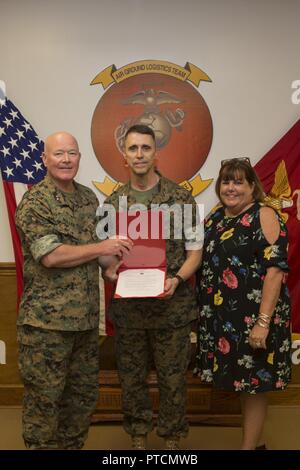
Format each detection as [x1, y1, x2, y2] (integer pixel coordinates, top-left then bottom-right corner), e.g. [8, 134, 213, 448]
[99, 237, 133, 258]
[163, 277, 180, 299]
[41, 237, 133, 269]
[102, 259, 123, 283]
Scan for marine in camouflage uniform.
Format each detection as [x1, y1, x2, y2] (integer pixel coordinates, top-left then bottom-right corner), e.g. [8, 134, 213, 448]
[103, 125, 203, 445]
[16, 174, 100, 449]
[15, 132, 132, 450]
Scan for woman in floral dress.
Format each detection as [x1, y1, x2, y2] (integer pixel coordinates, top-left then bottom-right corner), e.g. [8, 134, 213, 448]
[195, 158, 291, 449]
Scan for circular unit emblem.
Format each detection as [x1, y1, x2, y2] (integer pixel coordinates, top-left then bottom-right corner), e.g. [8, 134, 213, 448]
[91, 73, 213, 184]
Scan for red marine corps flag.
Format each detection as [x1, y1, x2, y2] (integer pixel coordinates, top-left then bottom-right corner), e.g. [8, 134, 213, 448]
[254, 119, 300, 333]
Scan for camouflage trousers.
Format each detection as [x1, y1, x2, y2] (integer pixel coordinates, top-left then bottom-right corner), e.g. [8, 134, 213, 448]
[115, 323, 192, 438]
[17, 325, 100, 449]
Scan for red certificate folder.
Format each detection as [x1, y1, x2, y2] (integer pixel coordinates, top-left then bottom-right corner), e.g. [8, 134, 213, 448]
[114, 210, 166, 298]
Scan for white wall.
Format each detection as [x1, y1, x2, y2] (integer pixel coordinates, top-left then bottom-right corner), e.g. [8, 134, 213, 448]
[1, 0, 300, 261]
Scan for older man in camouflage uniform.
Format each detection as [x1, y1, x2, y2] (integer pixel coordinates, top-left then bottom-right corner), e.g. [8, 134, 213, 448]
[104, 124, 203, 450]
[15, 131, 132, 449]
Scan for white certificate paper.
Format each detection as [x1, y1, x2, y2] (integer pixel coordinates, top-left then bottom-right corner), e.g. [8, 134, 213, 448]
[115, 268, 165, 298]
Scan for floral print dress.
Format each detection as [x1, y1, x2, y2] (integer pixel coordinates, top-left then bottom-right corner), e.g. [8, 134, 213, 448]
[195, 202, 291, 394]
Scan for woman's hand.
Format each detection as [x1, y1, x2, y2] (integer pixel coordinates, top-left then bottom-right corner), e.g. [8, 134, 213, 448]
[248, 323, 269, 349]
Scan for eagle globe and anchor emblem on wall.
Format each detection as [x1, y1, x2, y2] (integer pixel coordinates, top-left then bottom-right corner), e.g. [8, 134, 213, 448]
[90, 60, 213, 196]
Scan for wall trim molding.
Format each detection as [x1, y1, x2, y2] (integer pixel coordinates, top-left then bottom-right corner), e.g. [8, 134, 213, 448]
[1, 380, 300, 425]
[1, 262, 300, 425]
[0, 262, 16, 277]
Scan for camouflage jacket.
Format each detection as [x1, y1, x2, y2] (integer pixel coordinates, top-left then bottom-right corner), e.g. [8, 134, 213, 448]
[104, 175, 201, 329]
[15, 174, 100, 331]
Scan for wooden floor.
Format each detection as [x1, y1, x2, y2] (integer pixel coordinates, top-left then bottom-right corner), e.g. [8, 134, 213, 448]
[1, 406, 300, 450]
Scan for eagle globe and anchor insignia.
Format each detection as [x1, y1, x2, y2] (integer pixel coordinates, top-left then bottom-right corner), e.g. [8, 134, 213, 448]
[114, 89, 185, 153]
[90, 60, 214, 196]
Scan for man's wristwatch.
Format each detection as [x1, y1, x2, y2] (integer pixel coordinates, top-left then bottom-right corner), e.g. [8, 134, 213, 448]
[174, 274, 184, 285]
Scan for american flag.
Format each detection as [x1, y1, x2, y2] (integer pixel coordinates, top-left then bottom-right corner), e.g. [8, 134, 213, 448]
[0, 97, 46, 305]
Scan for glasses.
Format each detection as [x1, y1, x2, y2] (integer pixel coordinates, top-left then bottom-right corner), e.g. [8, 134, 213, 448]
[221, 157, 251, 167]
